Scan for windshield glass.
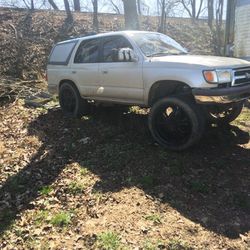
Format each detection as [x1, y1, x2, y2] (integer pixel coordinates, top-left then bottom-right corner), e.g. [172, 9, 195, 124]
[130, 33, 187, 57]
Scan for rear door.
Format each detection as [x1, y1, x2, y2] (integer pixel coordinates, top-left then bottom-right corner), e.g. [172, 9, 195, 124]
[71, 38, 101, 97]
[98, 35, 144, 104]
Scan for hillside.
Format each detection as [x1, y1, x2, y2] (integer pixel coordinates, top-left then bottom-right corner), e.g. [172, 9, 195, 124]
[0, 7, 214, 79]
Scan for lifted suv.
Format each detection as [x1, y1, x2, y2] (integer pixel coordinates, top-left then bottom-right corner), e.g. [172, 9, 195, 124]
[47, 31, 250, 150]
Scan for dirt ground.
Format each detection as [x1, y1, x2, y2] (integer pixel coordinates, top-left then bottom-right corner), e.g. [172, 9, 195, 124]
[0, 96, 249, 249]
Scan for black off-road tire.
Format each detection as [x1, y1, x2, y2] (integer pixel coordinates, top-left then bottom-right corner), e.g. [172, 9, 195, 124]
[205, 101, 244, 125]
[59, 82, 90, 118]
[148, 97, 205, 151]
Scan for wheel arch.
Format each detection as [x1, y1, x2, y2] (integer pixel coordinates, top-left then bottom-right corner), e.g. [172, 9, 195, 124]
[147, 80, 192, 107]
[59, 79, 78, 90]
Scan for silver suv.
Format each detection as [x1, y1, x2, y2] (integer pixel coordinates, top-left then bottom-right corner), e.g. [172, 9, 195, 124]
[47, 31, 250, 150]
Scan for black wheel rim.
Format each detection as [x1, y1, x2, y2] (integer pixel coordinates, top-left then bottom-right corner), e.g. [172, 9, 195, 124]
[60, 87, 77, 114]
[153, 104, 193, 147]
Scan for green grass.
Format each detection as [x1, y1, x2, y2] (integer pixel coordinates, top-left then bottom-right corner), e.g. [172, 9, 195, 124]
[50, 212, 71, 227]
[80, 167, 89, 176]
[145, 214, 162, 224]
[34, 210, 49, 225]
[143, 240, 164, 250]
[39, 185, 53, 195]
[67, 181, 86, 195]
[97, 231, 121, 250]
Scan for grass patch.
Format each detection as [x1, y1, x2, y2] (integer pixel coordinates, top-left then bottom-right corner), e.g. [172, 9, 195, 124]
[145, 214, 162, 224]
[39, 185, 53, 195]
[67, 181, 86, 195]
[143, 240, 164, 250]
[34, 210, 49, 225]
[50, 211, 71, 227]
[97, 231, 121, 250]
[80, 167, 89, 176]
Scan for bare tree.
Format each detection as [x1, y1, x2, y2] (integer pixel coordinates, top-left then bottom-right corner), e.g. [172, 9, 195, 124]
[179, 0, 204, 19]
[122, 0, 139, 30]
[48, 0, 59, 10]
[108, 0, 122, 14]
[157, 0, 178, 32]
[158, 0, 166, 32]
[30, 0, 34, 10]
[92, 0, 99, 32]
[64, 0, 73, 21]
[209, 0, 225, 55]
[73, 0, 80, 11]
[207, 0, 214, 28]
[137, 0, 142, 15]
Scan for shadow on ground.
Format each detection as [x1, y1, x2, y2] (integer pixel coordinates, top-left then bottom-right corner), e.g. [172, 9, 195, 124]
[0, 107, 249, 239]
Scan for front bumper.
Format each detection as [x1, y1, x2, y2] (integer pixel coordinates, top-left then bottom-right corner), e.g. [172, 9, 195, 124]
[192, 84, 250, 104]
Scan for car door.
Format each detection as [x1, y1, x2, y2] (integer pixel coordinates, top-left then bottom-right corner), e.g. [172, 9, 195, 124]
[71, 38, 100, 97]
[98, 35, 144, 104]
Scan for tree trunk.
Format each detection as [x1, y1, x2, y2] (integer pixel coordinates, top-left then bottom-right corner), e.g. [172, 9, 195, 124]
[137, 0, 142, 15]
[122, 0, 140, 30]
[92, 0, 99, 32]
[30, 0, 34, 10]
[48, 0, 59, 10]
[64, 0, 73, 21]
[208, 0, 214, 28]
[73, 0, 81, 11]
[158, 0, 166, 33]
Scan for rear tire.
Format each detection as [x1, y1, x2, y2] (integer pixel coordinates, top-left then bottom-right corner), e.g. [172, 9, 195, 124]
[59, 82, 90, 118]
[148, 97, 205, 151]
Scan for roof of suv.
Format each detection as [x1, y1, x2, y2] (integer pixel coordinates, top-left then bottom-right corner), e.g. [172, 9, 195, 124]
[57, 30, 155, 45]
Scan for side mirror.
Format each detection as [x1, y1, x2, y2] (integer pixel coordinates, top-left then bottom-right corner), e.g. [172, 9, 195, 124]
[118, 48, 138, 62]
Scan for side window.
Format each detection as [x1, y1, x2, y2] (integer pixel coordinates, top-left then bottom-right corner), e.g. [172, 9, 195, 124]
[74, 39, 99, 63]
[49, 41, 77, 65]
[102, 36, 133, 62]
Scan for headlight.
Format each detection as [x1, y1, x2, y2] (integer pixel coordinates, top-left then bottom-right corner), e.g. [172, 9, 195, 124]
[203, 69, 232, 84]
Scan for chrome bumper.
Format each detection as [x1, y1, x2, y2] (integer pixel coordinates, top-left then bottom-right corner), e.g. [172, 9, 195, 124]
[192, 84, 250, 104]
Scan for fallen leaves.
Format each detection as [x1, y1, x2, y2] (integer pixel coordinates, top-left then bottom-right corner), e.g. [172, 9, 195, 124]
[0, 98, 249, 249]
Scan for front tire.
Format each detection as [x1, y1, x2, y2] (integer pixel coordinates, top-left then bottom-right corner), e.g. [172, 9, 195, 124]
[59, 82, 89, 118]
[148, 97, 204, 151]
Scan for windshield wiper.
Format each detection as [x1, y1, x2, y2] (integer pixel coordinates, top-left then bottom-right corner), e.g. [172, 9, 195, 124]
[147, 52, 170, 57]
[147, 52, 187, 57]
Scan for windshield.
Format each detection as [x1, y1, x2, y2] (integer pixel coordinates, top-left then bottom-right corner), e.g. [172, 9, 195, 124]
[130, 33, 188, 57]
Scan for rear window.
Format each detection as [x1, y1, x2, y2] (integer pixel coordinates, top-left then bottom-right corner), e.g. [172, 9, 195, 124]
[48, 40, 77, 65]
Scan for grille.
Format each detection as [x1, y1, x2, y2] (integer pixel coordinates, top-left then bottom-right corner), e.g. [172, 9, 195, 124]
[233, 67, 250, 86]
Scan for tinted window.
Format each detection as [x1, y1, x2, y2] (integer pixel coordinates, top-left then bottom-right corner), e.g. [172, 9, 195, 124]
[49, 41, 77, 65]
[74, 39, 99, 63]
[102, 36, 132, 62]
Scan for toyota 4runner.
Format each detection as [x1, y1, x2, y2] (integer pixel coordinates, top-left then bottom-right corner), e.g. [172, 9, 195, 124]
[47, 31, 250, 150]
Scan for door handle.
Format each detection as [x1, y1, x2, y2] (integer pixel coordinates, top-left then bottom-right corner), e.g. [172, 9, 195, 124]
[102, 70, 108, 74]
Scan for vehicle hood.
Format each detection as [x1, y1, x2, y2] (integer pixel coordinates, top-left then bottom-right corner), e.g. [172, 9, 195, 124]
[150, 55, 250, 69]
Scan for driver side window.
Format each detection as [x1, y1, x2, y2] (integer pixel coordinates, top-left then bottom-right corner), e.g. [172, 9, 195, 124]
[101, 36, 133, 63]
